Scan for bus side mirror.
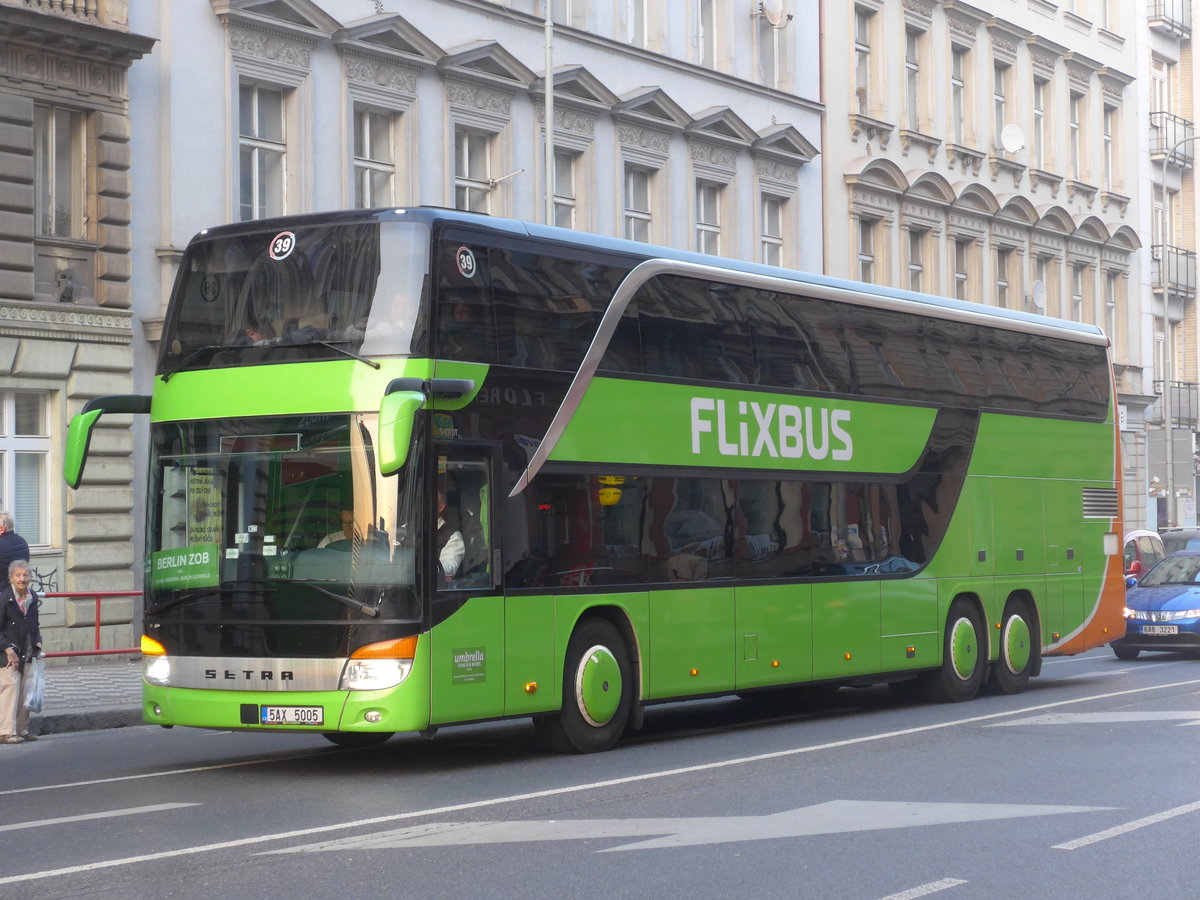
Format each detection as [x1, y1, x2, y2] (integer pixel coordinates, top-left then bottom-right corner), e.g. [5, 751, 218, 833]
[378, 389, 426, 476]
[64, 394, 152, 489]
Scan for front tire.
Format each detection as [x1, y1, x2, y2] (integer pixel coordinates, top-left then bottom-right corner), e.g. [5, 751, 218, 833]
[535, 618, 633, 754]
[1112, 644, 1141, 661]
[985, 598, 1037, 695]
[921, 599, 986, 702]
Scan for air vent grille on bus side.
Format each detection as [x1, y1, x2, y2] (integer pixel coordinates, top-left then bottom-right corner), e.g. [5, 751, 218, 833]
[1081, 488, 1119, 519]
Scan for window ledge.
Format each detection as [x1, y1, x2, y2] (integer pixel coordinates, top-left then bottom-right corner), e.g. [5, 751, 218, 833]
[898, 129, 941, 164]
[848, 113, 895, 151]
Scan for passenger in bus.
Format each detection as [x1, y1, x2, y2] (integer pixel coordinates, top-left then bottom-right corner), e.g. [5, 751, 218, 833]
[437, 489, 464, 580]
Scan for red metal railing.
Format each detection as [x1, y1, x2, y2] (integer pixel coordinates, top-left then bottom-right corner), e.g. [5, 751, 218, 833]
[42, 591, 142, 658]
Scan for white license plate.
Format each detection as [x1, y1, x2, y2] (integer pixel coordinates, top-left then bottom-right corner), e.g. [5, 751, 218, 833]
[1142, 624, 1179, 636]
[260, 706, 324, 726]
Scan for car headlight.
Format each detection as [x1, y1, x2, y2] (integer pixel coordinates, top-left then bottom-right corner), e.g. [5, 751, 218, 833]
[339, 658, 412, 691]
[144, 656, 171, 686]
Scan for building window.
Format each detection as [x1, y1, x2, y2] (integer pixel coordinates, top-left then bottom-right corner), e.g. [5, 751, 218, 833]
[1034, 255, 1050, 314]
[757, 7, 781, 88]
[454, 128, 492, 213]
[0, 393, 49, 547]
[905, 29, 922, 132]
[1104, 270, 1118, 350]
[624, 165, 652, 242]
[1069, 92, 1083, 180]
[1032, 77, 1046, 169]
[854, 8, 872, 114]
[761, 195, 784, 266]
[1103, 106, 1115, 191]
[238, 84, 286, 221]
[353, 107, 395, 209]
[951, 47, 967, 145]
[553, 150, 577, 229]
[1151, 57, 1171, 114]
[907, 228, 924, 292]
[1071, 263, 1086, 322]
[996, 248, 1011, 308]
[858, 219, 876, 283]
[34, 105, 86, 239]
[954, 238, 970, 300]
[993, 63, 1009, 147]
[623, 0, 647, 47]
[696, 181, 722, 254]
[697, 0, 715, 68]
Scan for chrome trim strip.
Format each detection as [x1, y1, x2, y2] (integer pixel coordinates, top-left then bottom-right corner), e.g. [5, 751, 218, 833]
[152, 656, 346, 691]
[509, 257, 1109, 497]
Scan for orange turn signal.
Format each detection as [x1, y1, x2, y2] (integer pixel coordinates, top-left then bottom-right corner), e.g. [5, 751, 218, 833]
[351, 636, 418, 659]
[141, 634, 166, 656]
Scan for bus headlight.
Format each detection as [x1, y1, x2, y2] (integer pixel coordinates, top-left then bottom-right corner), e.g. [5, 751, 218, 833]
[144, 656, 171, 686]
[339, 658, 412, 691]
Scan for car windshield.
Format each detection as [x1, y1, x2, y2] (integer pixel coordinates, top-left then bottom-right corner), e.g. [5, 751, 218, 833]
[1139, 554, 1200, 587]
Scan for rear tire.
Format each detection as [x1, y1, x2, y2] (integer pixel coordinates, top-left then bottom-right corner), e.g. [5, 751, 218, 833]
[323, 731, 394, 748]
[921, 599, 985, 702]
[1111, 644, 1141, 661]
[985, 598, 1037, 695]
[535, 618, 633, 754]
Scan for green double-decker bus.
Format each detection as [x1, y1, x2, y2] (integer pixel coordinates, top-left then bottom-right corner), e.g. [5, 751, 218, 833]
[66, 207, 1125, 751]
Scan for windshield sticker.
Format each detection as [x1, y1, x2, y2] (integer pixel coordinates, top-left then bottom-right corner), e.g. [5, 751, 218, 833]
[225, 548, 239, 559]
[269, 231, 296, 260]
[455, 246, 476, 278]
[150, 544, 219, 589]
[263, 544, 277, 557]
[234, 532, 249, 544]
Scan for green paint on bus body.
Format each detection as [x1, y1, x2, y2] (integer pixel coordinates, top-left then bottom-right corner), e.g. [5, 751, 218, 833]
[552, 378, 937, 473]
[149, 358, 489, 422]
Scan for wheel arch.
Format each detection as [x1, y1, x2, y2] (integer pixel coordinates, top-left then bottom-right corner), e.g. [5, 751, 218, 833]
[566, 604, 644, 718]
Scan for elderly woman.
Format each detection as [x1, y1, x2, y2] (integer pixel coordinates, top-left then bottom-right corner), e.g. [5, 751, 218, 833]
[0, 559, 42, 744]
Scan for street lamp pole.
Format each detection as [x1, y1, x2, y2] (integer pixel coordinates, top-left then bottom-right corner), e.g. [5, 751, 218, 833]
[1159, 132, 1200, 526]
[543, 7, 555, 225]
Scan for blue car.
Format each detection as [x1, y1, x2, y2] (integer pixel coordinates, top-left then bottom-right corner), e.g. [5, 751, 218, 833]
[1111, 550, 1200, 660]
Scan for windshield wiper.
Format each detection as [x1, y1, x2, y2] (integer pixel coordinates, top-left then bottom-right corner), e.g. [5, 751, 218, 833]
[161, 344, 242, 381]
[300, 582, 381, 617]
[284, 338, 380, 370]
[147, 584, 274, 614]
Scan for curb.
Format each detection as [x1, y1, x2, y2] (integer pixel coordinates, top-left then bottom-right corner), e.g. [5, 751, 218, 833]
[30, 707, 145, 736]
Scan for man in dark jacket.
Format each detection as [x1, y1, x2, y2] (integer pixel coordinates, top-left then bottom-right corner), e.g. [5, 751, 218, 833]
[1, 559, 41, 743]
[0, 512, 30, 577]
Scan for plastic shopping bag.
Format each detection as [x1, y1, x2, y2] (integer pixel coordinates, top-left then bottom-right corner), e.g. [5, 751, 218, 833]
[22, 656, 44, 713]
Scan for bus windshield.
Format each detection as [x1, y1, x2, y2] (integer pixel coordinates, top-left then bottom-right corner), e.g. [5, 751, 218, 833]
[146, 413, 421, 652]
[157, 218, 429, 375]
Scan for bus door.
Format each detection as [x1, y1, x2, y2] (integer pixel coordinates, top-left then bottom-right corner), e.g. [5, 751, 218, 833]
[428, 445, 506, 724]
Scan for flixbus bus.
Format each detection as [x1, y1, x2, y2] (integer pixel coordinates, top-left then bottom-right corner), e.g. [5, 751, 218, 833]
[65, 207, 1125, 752]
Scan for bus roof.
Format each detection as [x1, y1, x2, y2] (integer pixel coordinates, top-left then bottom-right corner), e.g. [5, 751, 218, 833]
[192, 206, 1109, 347]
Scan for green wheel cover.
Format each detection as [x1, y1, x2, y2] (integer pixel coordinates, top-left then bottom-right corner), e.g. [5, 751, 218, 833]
[1002, 615, 1031, 675]
[948, 616, 978, 681]
[575, 644, 622, 727]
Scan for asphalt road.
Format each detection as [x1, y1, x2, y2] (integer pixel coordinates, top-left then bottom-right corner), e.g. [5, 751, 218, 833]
[4, 647, 1199, 899]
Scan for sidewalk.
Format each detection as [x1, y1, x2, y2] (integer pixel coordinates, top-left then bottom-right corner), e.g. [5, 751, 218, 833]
[29, 656, 145, 735]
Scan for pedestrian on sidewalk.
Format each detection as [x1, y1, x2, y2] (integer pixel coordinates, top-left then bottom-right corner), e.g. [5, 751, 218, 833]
[1, 559, 42, 744]
[0, 512, 30, 577]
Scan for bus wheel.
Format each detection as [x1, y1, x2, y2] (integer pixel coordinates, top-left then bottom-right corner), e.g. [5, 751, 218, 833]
[536, 618, 633, 754]
[1112, 644, 1141, 661]
[323, 732, 394, 748]
[986, 599, 1037, 695]
[921, 599, 985, 702]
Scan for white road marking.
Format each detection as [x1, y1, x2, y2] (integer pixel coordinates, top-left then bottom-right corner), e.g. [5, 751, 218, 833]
[988, 711, 1200, 727]
[1054, 799, 1200, 850]
[266, 800, 1109, 854]
[0, 751, 351, 797]
[879, 878, 969, 900]
[0, 803, 199, 833]
[3, 675, 1200, 886]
